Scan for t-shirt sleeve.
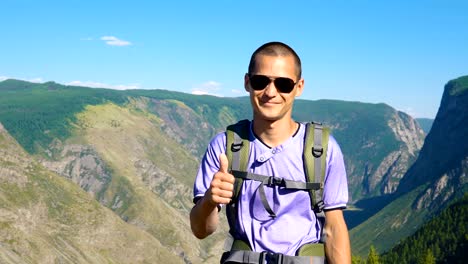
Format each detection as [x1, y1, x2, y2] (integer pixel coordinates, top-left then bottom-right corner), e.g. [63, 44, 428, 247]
[322, 135, 349, 210]
[193, 132, 227, 201]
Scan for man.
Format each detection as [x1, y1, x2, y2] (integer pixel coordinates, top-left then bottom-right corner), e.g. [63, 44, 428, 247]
[190, 41, 351, 263]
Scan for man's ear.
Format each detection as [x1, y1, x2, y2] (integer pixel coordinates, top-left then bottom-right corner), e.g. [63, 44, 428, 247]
[244, 73, 250, 92]
[295, 79, 304, 97]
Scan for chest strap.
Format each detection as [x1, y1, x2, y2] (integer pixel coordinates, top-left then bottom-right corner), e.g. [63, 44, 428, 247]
[231, 170, 322, 218]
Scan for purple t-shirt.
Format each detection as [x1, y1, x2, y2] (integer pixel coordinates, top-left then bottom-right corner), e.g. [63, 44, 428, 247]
[193, 122, 348, 255]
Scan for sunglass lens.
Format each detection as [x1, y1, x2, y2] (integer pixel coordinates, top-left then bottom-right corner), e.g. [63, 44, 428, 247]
[274, 78, 295, 93]
[249, 75, 271, 90]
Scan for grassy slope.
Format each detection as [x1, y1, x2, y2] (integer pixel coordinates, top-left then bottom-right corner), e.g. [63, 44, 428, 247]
[0, 124, 181, 264]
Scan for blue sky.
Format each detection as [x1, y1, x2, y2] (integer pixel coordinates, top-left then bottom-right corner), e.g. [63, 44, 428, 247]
[1, 0, 467, 118]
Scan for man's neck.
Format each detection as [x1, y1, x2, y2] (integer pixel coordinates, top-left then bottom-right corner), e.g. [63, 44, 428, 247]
[252, 117, 298, 148]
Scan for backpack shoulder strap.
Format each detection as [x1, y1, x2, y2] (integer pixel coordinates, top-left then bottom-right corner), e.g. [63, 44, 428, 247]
[226, 119, 250, 174]
[225, 119, 251, 235]
[303, 122, 330, 213]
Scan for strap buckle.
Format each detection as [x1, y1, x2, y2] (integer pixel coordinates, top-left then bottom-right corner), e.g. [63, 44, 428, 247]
[312, 147, 323, 158]
[231, 142, 243, 152]
[267, 176, 284, 187]
[260, 251, 283, 264]
[314, 200, 325, 213]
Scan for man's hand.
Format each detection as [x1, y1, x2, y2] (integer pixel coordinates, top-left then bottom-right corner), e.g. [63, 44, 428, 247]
[190, 153, 235, 239]
[207, 153, 235, 205]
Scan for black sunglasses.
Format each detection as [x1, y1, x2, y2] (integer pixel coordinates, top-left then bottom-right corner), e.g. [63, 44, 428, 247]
[248, 74, 297, 93]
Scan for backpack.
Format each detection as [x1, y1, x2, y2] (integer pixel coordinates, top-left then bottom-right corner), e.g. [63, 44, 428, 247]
[221, 119, 330, 264]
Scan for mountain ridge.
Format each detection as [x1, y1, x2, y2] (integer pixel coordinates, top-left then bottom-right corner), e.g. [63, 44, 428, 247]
[0, 78, 431, 262]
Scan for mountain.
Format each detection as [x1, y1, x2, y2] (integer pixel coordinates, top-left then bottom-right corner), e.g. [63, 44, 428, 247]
[0, 80, 232, 263]
[397, 75, 468, 197]
[0, 79, 427, 262]
[350, 75, 468, 256]
[415, 118, 434, 134]
[0, 122, 181, 263]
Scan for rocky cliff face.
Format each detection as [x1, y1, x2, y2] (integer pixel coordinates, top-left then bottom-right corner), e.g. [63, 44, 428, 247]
[376, 111, 425, 194]
[39, 139, 111, 199]
[397, 75, 468, 208]
[350, 75, 468, 255]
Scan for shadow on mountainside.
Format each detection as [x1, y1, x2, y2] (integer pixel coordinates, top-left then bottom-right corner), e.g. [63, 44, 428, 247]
[345, 194, 395, 229]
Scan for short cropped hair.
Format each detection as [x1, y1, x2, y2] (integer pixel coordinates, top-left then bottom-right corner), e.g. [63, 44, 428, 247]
[248, 41, 302, 79]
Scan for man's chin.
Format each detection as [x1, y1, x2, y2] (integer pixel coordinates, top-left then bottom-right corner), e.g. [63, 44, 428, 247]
[255, 111, 283, 122]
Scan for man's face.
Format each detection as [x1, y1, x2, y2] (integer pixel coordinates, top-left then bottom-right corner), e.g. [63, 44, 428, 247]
[245, 54, 304, 122]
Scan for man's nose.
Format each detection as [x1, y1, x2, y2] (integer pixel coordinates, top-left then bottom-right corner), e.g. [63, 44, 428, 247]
[263, 80, 277, 96]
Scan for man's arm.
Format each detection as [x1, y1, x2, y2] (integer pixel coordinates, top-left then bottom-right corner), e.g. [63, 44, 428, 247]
[190, 190, 221, 239]
[190, 153, 234, 239]
[323, 209, 351, 264]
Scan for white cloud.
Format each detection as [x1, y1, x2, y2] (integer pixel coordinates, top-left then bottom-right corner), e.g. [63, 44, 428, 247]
[231, 89, 244, 94]
[100, 36, 132, 46]
[0, 76, 9, 81]
[29, 78, 44, 83]
[397, 106, 420, 118]
[191, 81, 224, 97]
[66, 80, 140, 90]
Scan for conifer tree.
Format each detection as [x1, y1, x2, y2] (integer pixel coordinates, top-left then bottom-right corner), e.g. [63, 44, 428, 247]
[352, 255, 365, 264]
[424, 249, 436, 264]
[367, 245, 380, 264]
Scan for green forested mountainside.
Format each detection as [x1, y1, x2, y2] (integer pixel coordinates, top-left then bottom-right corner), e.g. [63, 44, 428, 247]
[0, 123, 182, 264]
[0, 80, 127, 153]
[0, 79, 250, 155]
[415, 118, 434, 134]
[0, 79, 423, 203]
[0, 78, 429, 262]
[381, 194, 468, 264]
